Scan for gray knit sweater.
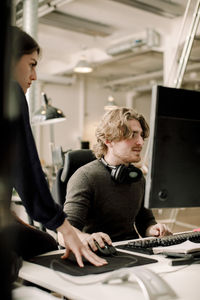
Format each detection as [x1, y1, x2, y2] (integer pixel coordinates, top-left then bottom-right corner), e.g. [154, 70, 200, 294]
[64, 160, 156, 242]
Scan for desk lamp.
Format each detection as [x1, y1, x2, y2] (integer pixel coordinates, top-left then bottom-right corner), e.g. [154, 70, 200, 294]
[32, 92, 66, 177]
[32, 92, 66, 125]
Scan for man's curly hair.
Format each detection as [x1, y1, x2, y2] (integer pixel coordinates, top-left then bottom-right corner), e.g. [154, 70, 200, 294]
[92, 107, 149, 159]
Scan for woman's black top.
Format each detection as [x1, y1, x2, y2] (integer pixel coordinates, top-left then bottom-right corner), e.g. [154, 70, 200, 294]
[10, 81, 66, 230]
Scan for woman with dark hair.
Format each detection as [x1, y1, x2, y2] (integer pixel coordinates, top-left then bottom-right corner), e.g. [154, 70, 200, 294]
[6, 26, 106, 267]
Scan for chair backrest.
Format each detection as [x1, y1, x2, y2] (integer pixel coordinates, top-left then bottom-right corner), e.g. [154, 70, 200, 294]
[52, 149, 96, 206]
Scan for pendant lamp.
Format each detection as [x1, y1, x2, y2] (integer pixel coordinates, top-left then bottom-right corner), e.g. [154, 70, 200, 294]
[104, 96, 118, 111]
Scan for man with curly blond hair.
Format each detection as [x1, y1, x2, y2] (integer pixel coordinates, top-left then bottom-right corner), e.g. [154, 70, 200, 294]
[61, 107, 171, 252]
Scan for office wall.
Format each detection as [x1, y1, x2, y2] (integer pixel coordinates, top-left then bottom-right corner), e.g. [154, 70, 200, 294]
[83, 78, 127, 147]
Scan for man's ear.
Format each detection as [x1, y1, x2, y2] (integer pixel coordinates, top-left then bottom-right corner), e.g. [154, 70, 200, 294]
[105, 139, 113, 148]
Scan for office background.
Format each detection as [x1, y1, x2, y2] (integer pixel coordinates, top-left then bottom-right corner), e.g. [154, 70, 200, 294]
[13, 0, 200, 234]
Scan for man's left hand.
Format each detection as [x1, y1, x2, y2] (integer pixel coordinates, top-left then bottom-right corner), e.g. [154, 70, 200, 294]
[145, 223, 172, 237]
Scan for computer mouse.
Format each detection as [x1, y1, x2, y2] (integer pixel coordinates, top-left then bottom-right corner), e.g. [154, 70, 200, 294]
[94, 241, 117, 256]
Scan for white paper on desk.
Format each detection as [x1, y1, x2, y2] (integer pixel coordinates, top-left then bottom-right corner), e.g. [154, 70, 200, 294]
[153, 240, 200, 254]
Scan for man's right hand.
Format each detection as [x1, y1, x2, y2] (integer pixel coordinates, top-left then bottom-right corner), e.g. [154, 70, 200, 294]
[80, 232, 113, 252]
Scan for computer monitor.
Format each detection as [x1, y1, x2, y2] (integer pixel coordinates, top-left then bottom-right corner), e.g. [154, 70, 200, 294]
[144, 85, 200, 208]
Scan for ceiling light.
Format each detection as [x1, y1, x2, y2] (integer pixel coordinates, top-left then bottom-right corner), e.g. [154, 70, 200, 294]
[74, 58, 93, 74]
[32, 92, 66, 125]
[104, 96, 118, 111]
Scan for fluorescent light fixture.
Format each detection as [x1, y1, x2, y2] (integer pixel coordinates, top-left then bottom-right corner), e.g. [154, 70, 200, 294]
[104, 96, 118, 111]
[32, 92, 66, 125]
[74, 58, 93, 73]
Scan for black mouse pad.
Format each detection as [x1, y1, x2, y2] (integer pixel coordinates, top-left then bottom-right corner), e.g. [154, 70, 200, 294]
[29, 251, 158, 276]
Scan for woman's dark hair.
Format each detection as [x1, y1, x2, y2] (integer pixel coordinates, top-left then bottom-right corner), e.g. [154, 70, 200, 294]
[10, 26, 40, 62]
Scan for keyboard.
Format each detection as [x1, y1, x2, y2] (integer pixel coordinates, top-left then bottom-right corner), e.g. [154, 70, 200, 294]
[116, 231, 200, 255]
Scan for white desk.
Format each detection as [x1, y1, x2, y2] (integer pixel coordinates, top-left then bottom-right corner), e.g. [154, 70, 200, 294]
[19, 242, 200, 300]
[12, 286, 59, 300]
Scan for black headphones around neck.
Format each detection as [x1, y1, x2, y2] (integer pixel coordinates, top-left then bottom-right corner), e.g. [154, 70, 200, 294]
[100, 157, 143, 184]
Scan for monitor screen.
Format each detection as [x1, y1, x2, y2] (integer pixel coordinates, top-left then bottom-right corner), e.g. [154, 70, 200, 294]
[144, 85, 200, 208]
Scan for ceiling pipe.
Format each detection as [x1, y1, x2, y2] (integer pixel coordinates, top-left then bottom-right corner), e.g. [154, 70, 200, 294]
[103, 61, 200, 91]
[16, 0, 74, 26]
[103, 70, 163, 87]
[22, 0, 39, 119]
[11, 0, 17, 25]
[38, 0, 73, 18]
[110, 0, 185, 18]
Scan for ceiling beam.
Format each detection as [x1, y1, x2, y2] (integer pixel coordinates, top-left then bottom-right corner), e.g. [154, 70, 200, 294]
[39, 10, 114, 37]
[110, 0, 185, 18]
[16, 0, 113, 37]
[103, 70, 163, 87]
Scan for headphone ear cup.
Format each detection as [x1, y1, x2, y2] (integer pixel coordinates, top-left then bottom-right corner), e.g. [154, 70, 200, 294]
[127, 165, 143, 182]
[111, 164, 143, 183]
[100, 158, 143, 183]
[111, 165, 127, 183]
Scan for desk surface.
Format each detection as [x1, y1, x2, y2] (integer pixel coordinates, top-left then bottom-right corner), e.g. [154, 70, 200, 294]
[19, 240, 200, 300]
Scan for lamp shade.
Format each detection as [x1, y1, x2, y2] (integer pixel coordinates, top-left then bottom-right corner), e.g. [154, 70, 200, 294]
[32, 93, 66, 125]
[74, 58, 93, 73]
[104, 96, 118, 111]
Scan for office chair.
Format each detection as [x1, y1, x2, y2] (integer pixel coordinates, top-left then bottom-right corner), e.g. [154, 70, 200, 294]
[52, 149, 96, 206]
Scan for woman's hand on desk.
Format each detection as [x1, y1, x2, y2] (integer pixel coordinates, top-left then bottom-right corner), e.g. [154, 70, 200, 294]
[145, 223, 172, 237]
[56, 219, 107, 268]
